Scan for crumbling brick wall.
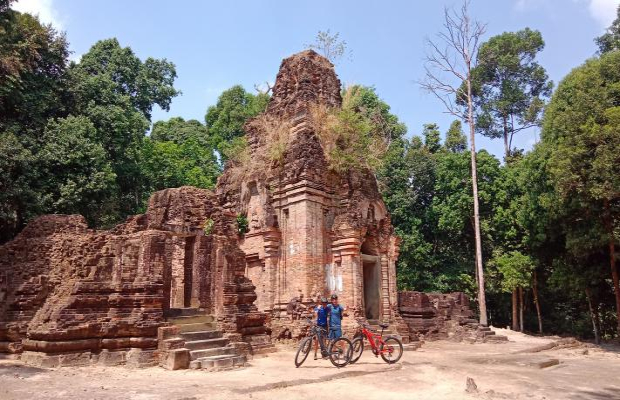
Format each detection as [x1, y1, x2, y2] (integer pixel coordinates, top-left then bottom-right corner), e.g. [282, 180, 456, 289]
[398, 291, 478, 342]
[0, 187, 270, 366]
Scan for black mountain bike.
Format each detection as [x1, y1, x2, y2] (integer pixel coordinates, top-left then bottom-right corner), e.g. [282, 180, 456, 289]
[294, 319, 353, 368]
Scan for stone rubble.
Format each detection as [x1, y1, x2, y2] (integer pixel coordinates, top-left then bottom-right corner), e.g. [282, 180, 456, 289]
[398, 291, 507, 343]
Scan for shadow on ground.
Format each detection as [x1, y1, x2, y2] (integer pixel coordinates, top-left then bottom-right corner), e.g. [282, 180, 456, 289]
[570, 386, 620, 400]
[0, 363, 47, 378]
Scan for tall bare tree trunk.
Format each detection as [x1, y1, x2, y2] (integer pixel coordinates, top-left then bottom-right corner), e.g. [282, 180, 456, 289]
[467, 71, 487, 327]
[511, 289, 519, 330]
[585, 287, 601, 345]
[603, 199, 620, 334]
[518, 287, 524, 332]
[420, 0, 487, 326]
[502, 115, 509, 160]
[532, 270, 543, 334]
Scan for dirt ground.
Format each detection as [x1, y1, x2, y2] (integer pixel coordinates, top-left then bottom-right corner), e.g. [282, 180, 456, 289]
[1, 328, 620, 400]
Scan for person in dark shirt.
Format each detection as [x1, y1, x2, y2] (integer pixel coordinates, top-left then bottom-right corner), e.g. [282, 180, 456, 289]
[327, 294, 346, 340]
[313, 297, 329, 359]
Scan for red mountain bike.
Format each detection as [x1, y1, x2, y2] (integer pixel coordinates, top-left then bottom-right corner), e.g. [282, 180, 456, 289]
[349, 321, 403, 364]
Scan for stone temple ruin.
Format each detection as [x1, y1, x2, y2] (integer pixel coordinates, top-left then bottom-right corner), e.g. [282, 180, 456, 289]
[0, 50, 493, 370]
[216, 50, 409, 340]
[0, 188, 274, 369]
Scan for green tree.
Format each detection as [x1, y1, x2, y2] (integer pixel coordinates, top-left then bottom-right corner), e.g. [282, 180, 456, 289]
[0, 5, 70, 240]
[142, 117, 220, 195]
[68, 38, 180, 219]
[205, 85, 269, 163]
[0, 132, 37, 242]
[491, 250, 534, 332]
[342, 85, 407, 145]
[38, 116, 116, 225]
[543, 51, 620, 333]
[595, 5, 620, 54]
[0, 6, 69, 134]
[471, 28, 552, 159]
[150, 117, 209, 145]
[422, 123, 441, 153]
[444, 120, 467, 153]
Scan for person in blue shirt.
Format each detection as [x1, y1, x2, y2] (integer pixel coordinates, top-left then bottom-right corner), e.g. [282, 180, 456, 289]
[327, 293, 346, 340]
[313, 297, 329, 359]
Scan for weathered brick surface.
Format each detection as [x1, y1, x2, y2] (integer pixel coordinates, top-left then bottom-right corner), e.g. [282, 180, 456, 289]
[0, 187, 270, 365]
[216, 50, 402, 337]
[398, 291, 480, 342]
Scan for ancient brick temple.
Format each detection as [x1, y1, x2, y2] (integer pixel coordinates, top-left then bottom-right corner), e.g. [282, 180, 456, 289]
[0, 49, 409, 368]
[216, 50, 407, 338]
[0, 187, 272, 368]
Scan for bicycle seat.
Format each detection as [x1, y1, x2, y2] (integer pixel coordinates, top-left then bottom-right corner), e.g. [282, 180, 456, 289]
[379, 323, 389, 329]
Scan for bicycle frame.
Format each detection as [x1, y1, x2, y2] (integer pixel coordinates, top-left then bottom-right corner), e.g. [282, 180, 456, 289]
[310, 324, 330, 354]
[356, 324, 392, 356]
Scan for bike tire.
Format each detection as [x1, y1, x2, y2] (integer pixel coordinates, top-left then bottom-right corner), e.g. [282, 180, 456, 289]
[295, 336, 313, 367]
[379, 336, 403, 364]
[328, 337, 353, 368]
[349, 336, 364, 364]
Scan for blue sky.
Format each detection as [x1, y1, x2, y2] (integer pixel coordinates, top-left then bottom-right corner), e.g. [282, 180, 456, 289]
[12, 0, 619, 159]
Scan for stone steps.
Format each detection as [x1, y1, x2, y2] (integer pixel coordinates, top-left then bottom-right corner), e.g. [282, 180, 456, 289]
[190, 346, 237, 358]
[191, 354, 247, 371]
[166, 308, 247, 372]
[168, 315, 215, 325]
[186, 338, 229, 352]
[475, 326, 509, 343]
[485, 335, 509, 342]
[166, 307, 206, 317]
[180, 330, 222, 342]
[178, 322, 218, 333]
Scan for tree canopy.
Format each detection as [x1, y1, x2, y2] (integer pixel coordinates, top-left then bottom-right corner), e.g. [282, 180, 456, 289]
[471, 28, 552, 158]
[595, 5, 620, 54]
[205, 85, 269, 162]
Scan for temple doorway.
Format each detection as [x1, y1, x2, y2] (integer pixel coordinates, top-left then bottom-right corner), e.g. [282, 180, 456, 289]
[362, 254, 380, 320]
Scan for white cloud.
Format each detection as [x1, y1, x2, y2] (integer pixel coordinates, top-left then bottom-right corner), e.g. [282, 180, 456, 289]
[12, 0, 63, 28]
[514, 0, 618, 28]
[587, 0, 619, 27]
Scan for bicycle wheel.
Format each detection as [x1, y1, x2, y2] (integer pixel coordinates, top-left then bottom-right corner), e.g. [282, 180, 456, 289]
[379, 336, 403, 364]
[349, 336, 364, 364]
[328, 337, 353, 368]
[295, 336, 313, 367]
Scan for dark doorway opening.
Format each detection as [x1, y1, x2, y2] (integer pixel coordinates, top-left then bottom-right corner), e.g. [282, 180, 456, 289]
[363, 257, 380, 320]
[183, 236, 195, 307]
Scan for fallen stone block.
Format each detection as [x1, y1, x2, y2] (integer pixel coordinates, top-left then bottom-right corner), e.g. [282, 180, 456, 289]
[533, 358, 560, 369]
[161, 348, 189, 370]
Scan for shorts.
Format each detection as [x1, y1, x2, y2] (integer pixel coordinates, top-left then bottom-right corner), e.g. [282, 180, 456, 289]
[328, 327, 342, 340]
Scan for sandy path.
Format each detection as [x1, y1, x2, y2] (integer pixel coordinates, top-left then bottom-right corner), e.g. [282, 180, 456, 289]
[2, 329, 619, 400]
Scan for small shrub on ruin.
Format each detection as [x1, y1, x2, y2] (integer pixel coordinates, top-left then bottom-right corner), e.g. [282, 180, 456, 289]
[223, 115, 293, 182]
[309, 88, 387, 174]
[236, 213, 249, 235]
[203, 218, 214, 235]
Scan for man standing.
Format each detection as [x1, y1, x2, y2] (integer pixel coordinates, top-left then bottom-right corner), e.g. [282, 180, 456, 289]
[313, 297, 329, 359]
[327, 294, 346, 340]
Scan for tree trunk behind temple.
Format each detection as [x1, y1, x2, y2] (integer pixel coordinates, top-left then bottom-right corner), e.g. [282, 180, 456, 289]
[519, 287, 524, 333]
[532, 271, 543, 334]
[603, 199, 620, 335]
[512, 289, 519, 331]
[585, 287, 601, 345]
